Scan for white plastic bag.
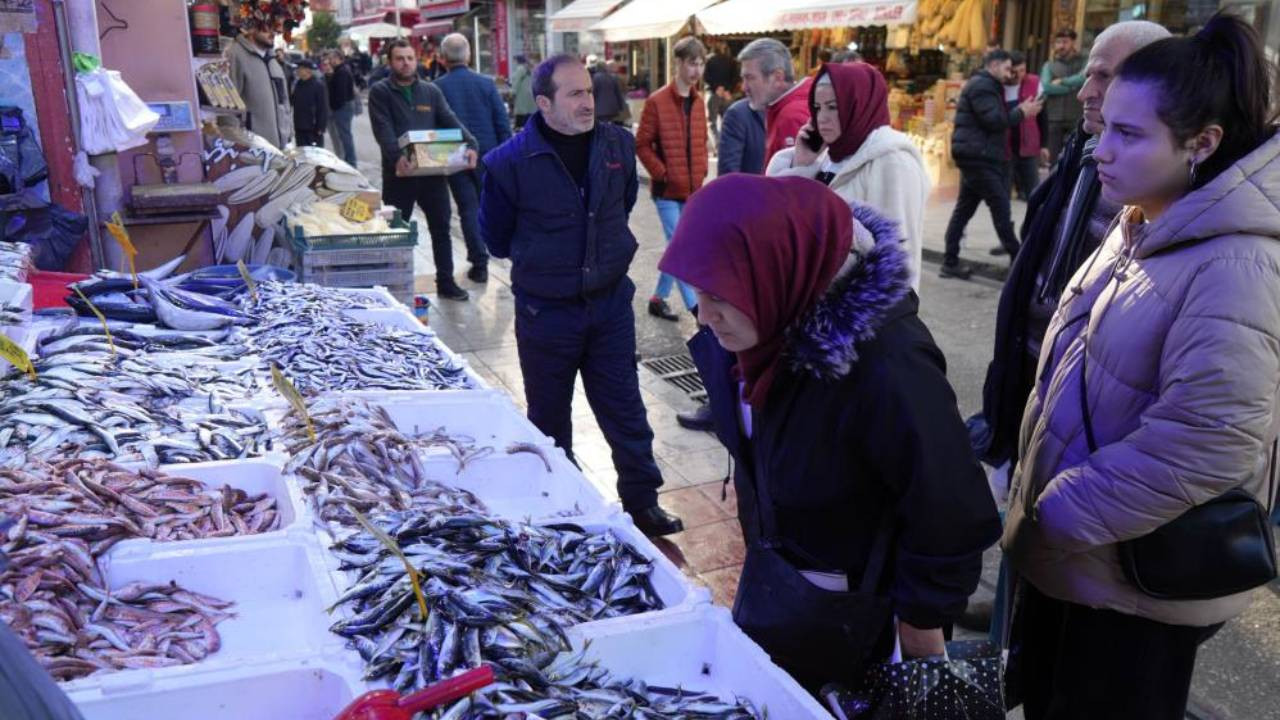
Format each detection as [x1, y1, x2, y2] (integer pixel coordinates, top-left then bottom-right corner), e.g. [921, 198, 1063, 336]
[75, 68, 159, 154]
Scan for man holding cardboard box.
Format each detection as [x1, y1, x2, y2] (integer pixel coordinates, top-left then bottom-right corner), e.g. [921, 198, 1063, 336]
[368, 38, 479, 301]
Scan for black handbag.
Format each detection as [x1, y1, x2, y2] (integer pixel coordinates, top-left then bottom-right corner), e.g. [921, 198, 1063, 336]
[1078, 344, 1278, 600]
[731, 449, 895, 691]
[829, 640, 1005, 720]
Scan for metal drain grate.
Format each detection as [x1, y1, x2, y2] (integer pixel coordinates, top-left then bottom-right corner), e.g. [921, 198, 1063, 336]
[642, 353, 706, 402]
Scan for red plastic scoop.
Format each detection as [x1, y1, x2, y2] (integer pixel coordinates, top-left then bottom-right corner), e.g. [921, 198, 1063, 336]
[332, 665, 494, 720]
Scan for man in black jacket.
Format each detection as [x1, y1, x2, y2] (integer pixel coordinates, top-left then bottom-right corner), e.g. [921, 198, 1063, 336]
[368, 38, 478, 301]
[290, 61, 328, 147]
[326, 50, 358, 167]
[940, 50, 1043, 279]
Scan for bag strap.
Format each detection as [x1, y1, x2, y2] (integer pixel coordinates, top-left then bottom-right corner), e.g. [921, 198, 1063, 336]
[1078, 343, 1098, 454]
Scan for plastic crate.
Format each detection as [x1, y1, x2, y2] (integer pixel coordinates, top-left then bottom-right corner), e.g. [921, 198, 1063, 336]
[289, 213, 417, 252]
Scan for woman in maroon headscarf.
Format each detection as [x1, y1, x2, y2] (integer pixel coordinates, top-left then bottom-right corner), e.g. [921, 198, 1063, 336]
[767, 62, 930, 292]
[661, 174, 999, 692]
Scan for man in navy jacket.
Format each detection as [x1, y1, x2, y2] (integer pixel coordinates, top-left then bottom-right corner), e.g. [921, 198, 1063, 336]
[434, 33, 512, 284]
[480, 55, 683, 537]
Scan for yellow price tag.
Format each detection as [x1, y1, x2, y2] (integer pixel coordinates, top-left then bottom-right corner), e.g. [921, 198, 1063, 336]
[0, 334, 35, 380]
[339, 197, 373, 223]
[72, 286, 117, 358]
[105, 211, 139, 288]
[348, 507, 430, 620]
[237, 260, 258, 303]
[270, 363, 315, 442]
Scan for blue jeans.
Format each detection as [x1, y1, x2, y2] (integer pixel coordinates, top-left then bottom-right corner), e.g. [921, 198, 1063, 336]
[652, 198, 698, 311]
[331, 100, 357, 167]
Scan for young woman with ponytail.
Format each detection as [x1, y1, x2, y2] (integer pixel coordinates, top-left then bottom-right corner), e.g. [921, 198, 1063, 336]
[1002, 13, 1280, 718]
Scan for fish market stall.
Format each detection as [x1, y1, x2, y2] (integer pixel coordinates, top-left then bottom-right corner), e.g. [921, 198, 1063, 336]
[0, 268, 833, 720]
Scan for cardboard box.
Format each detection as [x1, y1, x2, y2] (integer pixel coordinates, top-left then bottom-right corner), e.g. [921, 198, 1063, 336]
[397, 129, 469, 176]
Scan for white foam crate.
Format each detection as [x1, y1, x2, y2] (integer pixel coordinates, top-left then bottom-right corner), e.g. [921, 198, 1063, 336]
[0, 323, 36, 374]
[569, 604, 833, 719]
[317, 389, 553, 448]
[63, 535, 343, 695]
[317, 515, 703, 641]
[106, 456, 310, 558]
[335, 285, 400, 308]
[68, 653, 365, 720]
[415, 445, 614, 522]
[0, 278, 33, 313]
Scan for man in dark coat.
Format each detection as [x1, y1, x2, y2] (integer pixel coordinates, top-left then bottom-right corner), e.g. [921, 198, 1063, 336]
[326, 50, 358, 167]
[590, 58, 630, 126]
[480, 55, 683, 538]
[290, 60, 328, 147]
[368, 38, 478, 302]
[435, 33, 512, 284]
[940, 49, 1043, 279]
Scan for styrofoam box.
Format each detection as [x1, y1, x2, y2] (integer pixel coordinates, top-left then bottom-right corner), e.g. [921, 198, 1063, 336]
[334, 285, 399, 308]
[69, 653, 365, 720]
[569, 604, 834, 719]
[0, 278, 33, 313]
[315, 389, 553, 449]
[318, 515, 702, 640]
[415, 445, 613, 522]
[65, 536, 343, 694]
[0, 323, 36, 375]
[107, 456, 310, 558]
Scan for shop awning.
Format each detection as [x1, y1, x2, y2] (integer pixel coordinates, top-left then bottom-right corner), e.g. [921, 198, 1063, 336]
[411, 19, 455, 36]
[696, 0, 917, 34]
[347, 22, 406, 37]
[549, 0, 627, 33]
[590, 0, 720, 41]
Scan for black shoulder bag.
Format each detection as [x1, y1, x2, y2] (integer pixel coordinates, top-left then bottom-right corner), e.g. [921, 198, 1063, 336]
[1078, 346, 1278, 600]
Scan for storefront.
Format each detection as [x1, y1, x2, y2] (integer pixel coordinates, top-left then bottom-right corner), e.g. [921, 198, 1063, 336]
[548, 0, 625, 57]
[1079, 0, 1277, 46]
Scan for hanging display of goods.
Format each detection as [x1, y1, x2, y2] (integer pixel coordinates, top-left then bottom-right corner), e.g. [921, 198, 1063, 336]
[190, 4, 221, 56]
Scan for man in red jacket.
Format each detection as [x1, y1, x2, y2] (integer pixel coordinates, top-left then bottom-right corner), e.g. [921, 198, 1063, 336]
[738, 38, 810, 167]
[636, 36, 708, 321]
[1005, 51, 1048, 202]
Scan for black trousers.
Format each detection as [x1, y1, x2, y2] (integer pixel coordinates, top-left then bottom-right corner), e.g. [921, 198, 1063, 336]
[1011, 583, 1222, 720]
[514, 277, 665, 510]
[296, 129, 324, 147]
[446, 169, 489, 269]
[1010, 154, 1040, 201]
[382, 172, 456, 285]
[943, 162, 1020, 263]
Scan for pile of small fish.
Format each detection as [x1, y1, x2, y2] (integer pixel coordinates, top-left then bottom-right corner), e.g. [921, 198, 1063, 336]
[327, 511, 764, 719]
[0, 459, 269, 680]
[241, 280, 392, 319]
[38, 322, 252, 362]
[0, 302, 25, 326]
[0, 459, 280, 550]
[280, 398, 490, 525]
[0, 347, 270, 467]
[243, 313, 473, 394]
[0, 240, 33, 282]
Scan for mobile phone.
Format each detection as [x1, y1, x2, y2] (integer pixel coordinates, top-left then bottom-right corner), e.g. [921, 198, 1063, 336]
[802, 128, 825, 152]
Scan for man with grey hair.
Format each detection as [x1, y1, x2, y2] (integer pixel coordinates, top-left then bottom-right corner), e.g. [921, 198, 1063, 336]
[737, 38, 809, 164]
[973, 20, 1173, 485]
[434, 32, 512, 284]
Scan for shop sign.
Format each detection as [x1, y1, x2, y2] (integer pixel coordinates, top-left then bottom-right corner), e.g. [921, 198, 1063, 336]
[420, 0, 471, 19]
[776, 0, 917, 28]
[494, 0, 509, 77]
[0, 0, 36, 34]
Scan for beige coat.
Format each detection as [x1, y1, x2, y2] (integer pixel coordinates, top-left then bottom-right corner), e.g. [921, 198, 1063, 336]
[1003, 129, 1280, 627]
[226, 35, 293, 149]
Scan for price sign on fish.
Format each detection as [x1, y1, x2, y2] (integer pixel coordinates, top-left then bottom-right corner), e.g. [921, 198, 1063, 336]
[0, 334, 35, 379]
[339, 196, 373, 223]
[270, 363, 314, 442]
[106, 212, 139, 288]
[72, 286, 117, 357]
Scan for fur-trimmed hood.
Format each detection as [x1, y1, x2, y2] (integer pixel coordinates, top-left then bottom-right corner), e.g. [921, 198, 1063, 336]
[784, 203, 912, 380]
